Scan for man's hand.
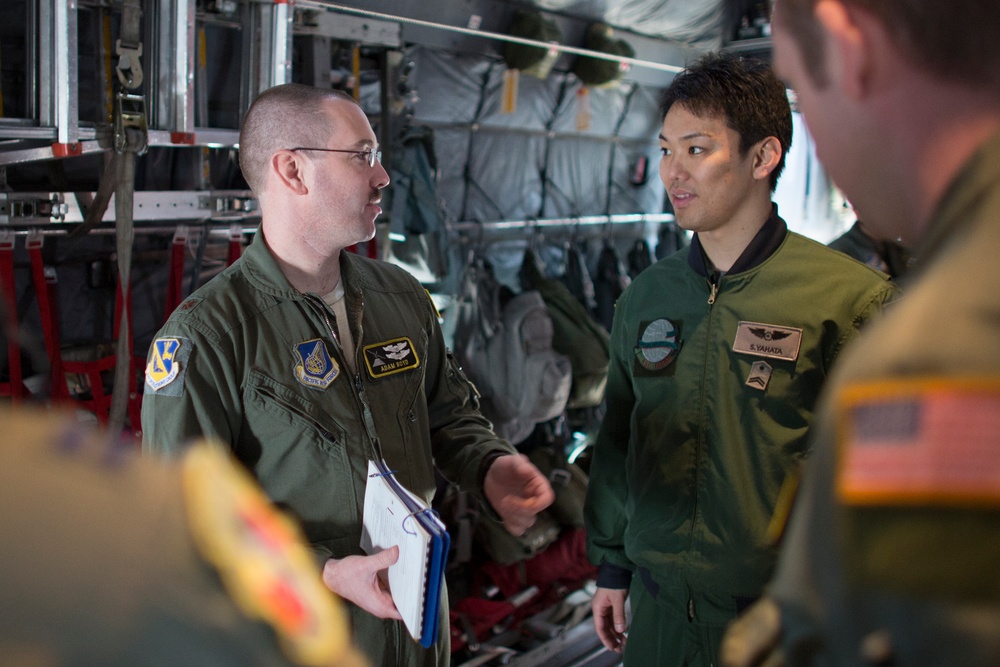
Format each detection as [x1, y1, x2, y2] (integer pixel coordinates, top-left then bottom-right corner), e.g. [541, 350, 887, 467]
[483, 454, 555, 536]
[592, 586, 629, 653]
[321, 547, 404, 621]
[720, 596, 784, 667]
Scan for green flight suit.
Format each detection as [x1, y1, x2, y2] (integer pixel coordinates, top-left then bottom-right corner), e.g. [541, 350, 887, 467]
[771, 130, 1000, 665]
[0, 408, 364, 667]
[585, 215, 897, 666]
[142, 230, 513, 667]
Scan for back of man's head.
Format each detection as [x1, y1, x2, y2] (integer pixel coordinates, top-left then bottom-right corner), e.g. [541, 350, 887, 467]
[775, 0, 1000, 95]
[660, 53, 792, 191]
[238, 84, 358, 195]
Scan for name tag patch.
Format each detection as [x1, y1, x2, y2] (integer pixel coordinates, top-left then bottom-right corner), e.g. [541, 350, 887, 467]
[837, 378, 1000, 506]
[146, 337, 193, 395]
[293, 339, 339, 390]
[363, 337, 420, 379]
[732, 321, 802, 361]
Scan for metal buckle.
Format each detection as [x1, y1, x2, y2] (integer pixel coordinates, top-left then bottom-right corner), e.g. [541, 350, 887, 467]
[114, 93, 149, 156]
[549, 468, 572, 488]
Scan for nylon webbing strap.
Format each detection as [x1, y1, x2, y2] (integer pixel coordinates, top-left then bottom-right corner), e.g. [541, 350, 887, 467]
[108, 148, 138, 435]
[71, 157, 117, 238]
[106, 0, 146, 437]
[0, 230, 25, 401]
[26, 232, 70, 401]
[116, 0, 143, 89]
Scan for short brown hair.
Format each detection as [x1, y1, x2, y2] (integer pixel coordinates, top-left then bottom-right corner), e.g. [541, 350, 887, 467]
[775, 0, 1000, 92]
[238, 84, 359, 194]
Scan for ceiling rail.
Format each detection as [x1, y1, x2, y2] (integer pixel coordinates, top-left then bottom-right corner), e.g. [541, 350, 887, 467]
[296, 1, 685, 75]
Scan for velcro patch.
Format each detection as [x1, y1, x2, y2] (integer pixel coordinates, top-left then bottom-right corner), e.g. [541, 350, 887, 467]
[293, 339, 339, 390]
[363, 337, 421, 379]
[182, 444, 350, 665]
[145, 337, 193, 396]
[837, 378, 1000, 506]
[732, 321, 802, 361]
[634, 318, 680, 371]
[745, 360, 773, 391]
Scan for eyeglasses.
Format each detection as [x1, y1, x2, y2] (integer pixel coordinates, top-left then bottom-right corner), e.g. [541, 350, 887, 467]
[288, 146, 382, 168]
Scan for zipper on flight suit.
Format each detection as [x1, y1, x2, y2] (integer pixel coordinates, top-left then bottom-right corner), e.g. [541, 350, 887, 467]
[707, 275, 719, 305]
[306, 293, 383, 459]
[688, 273, 721, 572]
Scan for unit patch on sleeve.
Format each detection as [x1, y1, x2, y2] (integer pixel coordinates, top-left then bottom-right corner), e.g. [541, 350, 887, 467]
[293, 339, 340, 390]
[363, 337, 421, 379]
[732, 321, 802, 361]
[836, 377, 1000, 506]
[145, 337, 194, 396]
[182, 443, 351, 666]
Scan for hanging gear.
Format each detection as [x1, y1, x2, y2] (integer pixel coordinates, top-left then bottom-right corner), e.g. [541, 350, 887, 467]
[627, 238, 654, 278]
[593, 240, 630, 332]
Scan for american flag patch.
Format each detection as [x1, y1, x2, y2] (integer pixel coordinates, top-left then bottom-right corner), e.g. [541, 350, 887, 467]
[837, 378, 1000, 506]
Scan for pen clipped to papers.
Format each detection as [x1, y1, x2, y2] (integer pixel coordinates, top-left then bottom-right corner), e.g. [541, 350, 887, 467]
[361, 459, 450, 648]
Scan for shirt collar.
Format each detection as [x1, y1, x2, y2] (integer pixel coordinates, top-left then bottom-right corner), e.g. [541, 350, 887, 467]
[687, 204, 788, 278]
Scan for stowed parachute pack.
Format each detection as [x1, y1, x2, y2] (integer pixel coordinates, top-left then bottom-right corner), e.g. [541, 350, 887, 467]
[447, 256, 571, 446]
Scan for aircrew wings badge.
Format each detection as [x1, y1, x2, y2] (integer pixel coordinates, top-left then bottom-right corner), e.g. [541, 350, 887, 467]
[293, 339, 339, 390]
[363, 337, 420, 379]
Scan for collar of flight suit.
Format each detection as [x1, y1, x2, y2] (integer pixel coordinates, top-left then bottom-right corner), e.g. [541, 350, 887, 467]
[687, 204, 788, 279]
[913, 127, 1000, 275]
[239, 228, 371, 307]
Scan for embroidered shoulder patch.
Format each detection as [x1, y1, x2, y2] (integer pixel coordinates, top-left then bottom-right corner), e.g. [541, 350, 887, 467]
[363, 337, 421, 379]
[182, 443, 351, 665]
[146, 337, 193, 396]
[293, 339, 339, 390]
[732, 321, 802, 361]
[837, 377, 1000, 506]
[634, 319, 680, 371]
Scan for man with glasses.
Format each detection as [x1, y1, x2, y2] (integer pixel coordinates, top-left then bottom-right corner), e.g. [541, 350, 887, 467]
[142, 83, 554, 667]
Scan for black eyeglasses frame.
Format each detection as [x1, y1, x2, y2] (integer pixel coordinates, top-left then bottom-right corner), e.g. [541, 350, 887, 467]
[287, 146, 382, 168]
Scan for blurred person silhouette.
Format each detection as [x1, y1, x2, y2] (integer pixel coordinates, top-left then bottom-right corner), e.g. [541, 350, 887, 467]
[0, 298, 368, 667]
[722, 1, 1000, 665]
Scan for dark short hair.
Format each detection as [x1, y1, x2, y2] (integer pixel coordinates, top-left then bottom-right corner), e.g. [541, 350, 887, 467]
[659, 53, 792, 192]
[775, 0, 1000, 95]
[238, 84, 359, 194]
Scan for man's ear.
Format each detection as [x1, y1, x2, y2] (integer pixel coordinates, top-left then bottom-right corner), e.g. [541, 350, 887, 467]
[271, 150, 310, 195]
[752, 136, 782, 183]
[814, 0, 872, 100]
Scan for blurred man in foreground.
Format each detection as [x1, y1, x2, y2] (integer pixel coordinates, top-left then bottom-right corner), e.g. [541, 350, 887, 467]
[723, 1, 1000, 665]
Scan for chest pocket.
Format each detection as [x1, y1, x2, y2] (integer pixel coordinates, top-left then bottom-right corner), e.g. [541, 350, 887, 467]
[362, 330, 435, 499]
[361, 331, 427, 419]
[242, 370, 359, 553]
